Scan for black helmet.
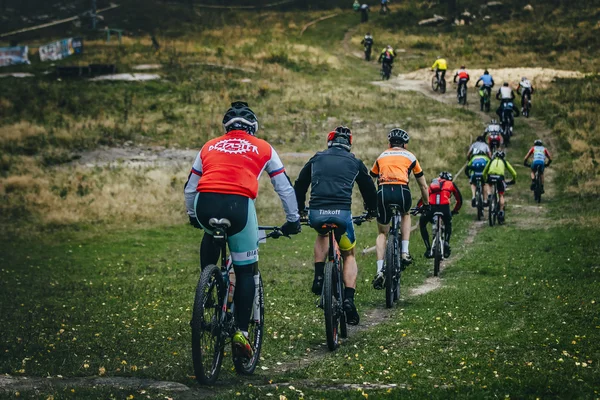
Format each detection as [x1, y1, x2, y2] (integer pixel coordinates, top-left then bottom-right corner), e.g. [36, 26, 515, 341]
[388, 128, 409, 146]
[494, 150, 505, 159]
[503, 82, 509, 86]
[222, 101, 259, 135]
[534, 139, 543, 146]
[327, 126, 353, 150]
[439, 171, 453, 181]
[476, 135, 485, 142]
[490, 119, 498, 124]
[484, 69, 489, 74]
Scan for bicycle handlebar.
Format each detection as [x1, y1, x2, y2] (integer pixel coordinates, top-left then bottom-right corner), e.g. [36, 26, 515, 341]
[258, 226, 289, 240]
[352, 212, 372, 226]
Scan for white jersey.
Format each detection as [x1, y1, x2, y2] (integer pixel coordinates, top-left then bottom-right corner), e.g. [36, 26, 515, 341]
[469, 142, 490, 156]
[485, 124, 502, 135]
[499, 86, 513, 99]
[520, 79, 532, 89]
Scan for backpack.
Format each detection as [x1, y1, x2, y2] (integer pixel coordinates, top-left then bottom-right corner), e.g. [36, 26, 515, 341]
[429, 178, 448, 194]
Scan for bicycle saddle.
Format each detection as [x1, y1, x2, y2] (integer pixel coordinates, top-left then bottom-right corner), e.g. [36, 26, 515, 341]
[209, 218, 231, 228]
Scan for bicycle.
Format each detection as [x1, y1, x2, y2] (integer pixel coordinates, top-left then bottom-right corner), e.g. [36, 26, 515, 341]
[303, 212, 370, 350]
[522, 93, 532, 118]
[487, 176, 500, 227]
[474, 174, 485, 221]
[477, 85, 491, 112]
[191, 219, 284, 384]
[431, 72, 446, 94]
[500, 112, 513, 146]
[381, 63, 392, 80]
[457, 81, 467, 105]
[525, 161, 549, 203]
[381, 204, 405, 308]
[412, 206, 446, 277]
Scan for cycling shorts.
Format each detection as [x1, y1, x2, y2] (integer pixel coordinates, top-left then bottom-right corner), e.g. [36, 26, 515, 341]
[470, 172, 484, 185]
[531, 159, 545, 173]
[470, 158, 488, 173]
[488, 134, 502, 146]
[308, 209, 355, 251]
[194, 192, 258, 266]
[377, 184, 412, 225]
[487, 175, 506, 195]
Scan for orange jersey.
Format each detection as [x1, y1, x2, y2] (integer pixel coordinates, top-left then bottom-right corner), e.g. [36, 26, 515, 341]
[370, 147, 424, 185]
[192, 130, 286, 199]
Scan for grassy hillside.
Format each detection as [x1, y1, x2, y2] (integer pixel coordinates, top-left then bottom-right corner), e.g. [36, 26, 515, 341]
[1, 1, 599, 398]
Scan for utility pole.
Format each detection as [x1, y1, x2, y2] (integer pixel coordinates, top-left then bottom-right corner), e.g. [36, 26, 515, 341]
[91, 0, 97, 29]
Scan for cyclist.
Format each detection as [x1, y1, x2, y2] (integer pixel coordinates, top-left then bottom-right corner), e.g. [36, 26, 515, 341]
[418, 172, 462, 259]
[353, 0, 360, 11]
[475, 70, 495, 111]
[379, 45, 395, 64]
[453, 65, 470, 100]
[294, 126, 377, 325]
[361, 32, 374, 61]
[431, 56, 448, 86]
[380, 0, 389, 14]
[517, 77, 535, 113]
[359, 3, 370, 22]
[370, 128, 430, 289]
[523, 139, 552, 193]
[465, 136, 491, 207]
[482, 150, 517, 224]
[495, 82, 518, 115]
[483, 119, 503, 148]
[184, 101, 301, 360]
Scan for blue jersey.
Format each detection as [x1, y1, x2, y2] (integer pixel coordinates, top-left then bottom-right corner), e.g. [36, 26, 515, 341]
[479, 74, 493, 86]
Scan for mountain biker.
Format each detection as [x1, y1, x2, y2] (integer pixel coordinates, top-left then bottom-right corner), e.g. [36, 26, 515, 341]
[378, 45, 395, 74]
[465, 136, 491, 207]
[483, 119, 502, 148]
[495, 82, 518, 118]
[453, 65, 470, 99]
[360, 3, 370, 22]
[417, 172, 462, 259]
[361, 32, 374, 61]
[294, 126, 377, 326]
[353, 0, 360, 11]
[370, 128, 430, 289]
[483, 150, 517, 224]
[523, 139, 552, 193]
[380, 0, 389, 14]
[517, 77, 535, 113]
[431, 56, 447, 85]
[475, 70, 495, 111]
[184, 101, 301, 360]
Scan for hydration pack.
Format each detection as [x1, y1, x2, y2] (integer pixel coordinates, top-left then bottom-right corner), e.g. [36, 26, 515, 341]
[429, 178, 448, 194]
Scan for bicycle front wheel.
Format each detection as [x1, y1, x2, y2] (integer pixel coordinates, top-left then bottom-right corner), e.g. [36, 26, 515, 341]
[385, 233, 397, 308]
[191, 264, 226, 385]
[323, 261, 340, 351]
[233, 272, 264, 375]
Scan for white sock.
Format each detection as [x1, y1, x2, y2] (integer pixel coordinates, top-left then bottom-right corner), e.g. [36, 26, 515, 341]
[376, 260, 384, 273]
[402, 240, 409, 254]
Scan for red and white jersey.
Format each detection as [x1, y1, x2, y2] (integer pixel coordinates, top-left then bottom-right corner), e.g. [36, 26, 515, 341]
[525, 146, 551, 163]
[184, 130, 298, 221]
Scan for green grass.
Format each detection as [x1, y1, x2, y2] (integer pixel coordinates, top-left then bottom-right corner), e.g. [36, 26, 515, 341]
[1, 1, 600, 398]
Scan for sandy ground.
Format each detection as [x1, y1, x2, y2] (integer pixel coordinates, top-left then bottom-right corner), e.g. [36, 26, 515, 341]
[89, 73, 161, 81]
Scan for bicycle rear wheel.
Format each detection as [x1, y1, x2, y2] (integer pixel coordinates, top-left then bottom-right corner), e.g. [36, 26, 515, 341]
[385, 233, 397, 308]
[323, 261, 340, 351]
[433, 225, 442, 277]
[440, 79, 446, 94]
[431, 76, 439, 92]
[488, 193, 497, 227]
[534, 174, 542, 203]
[233, 272, 264, 375]
[191, 264, 226, 385]
[476, 185, 483, 221]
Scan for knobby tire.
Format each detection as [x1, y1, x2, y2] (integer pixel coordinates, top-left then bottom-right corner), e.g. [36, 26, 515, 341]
[433, 221, 442, 277]
[431, 76, 439, 92]
[323, 261, 340, 351]
[191, 264, 225, 385]
[385, 233, 396, 308]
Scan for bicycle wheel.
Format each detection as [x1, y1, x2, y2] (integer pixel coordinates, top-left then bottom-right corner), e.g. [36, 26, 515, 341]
[338, 265, 348, 339]
[534, 173, 542, 203]
[440, 79, 446, 94]
[488, 192, 497, 227]
[323, 261, 340, 351]
[191, 264, 226, 385]
[476, 184, 483, 221]
[385, 232, 397, 308]
[433, 223, 442, 277]
[431, 76, 439, 92]
[233, 272, 264, 375]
